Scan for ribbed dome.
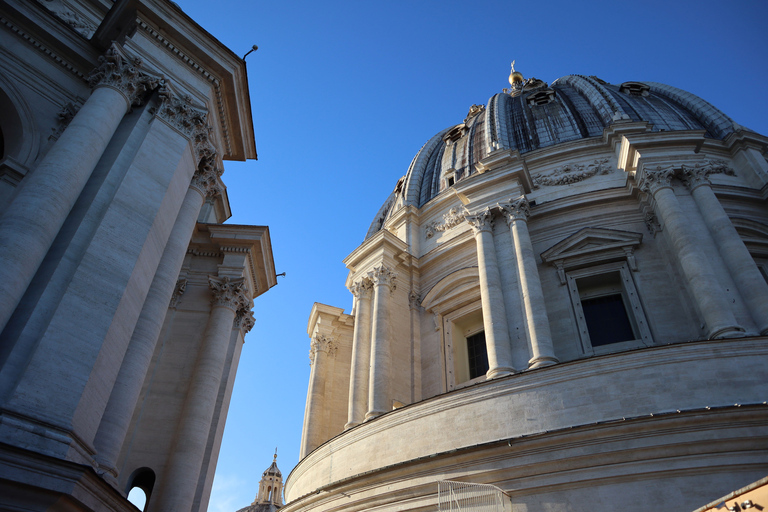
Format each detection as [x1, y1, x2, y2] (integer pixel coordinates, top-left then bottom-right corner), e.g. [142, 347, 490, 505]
[366, 75, 745, 239]
[263, 460, 281, 477]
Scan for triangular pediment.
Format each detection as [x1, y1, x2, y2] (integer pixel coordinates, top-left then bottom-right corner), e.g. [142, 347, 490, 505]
[541, 227, 643, 265]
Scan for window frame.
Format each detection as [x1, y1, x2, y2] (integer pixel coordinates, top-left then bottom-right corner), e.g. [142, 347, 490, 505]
[443, 302, 487, 390]
[566, 261, 652, 356]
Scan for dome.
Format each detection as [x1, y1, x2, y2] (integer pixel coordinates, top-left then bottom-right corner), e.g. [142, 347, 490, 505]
[366, 75, 745, 238]
[262, 460, 281, 478]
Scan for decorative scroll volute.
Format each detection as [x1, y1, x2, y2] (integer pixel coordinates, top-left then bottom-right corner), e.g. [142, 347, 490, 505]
[87, 43, 160, 107]
[499, 196, 530, 223]
[465, 208, 494, 234]
[309, 334, 337, 364]
[369, 265, 396, 290]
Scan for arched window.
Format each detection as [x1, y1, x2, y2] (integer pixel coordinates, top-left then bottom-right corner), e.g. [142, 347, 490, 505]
[126, 467, 156, 511]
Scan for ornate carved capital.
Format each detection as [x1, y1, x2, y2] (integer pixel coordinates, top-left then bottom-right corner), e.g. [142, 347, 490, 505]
[499, 196, 530, 223]
[369, 265, 396, 290]
[681, 159, 735, 191]
[190, 158, 223, 198]
[351, 278, 373, 300]
[169, 278, 187, 308]
[208, 276, 249, 311]
[87, 43, 159, 107]
[235, 307, 255, 334]
[638, 166, 675, 195]
[465, 208, 494, 234]
[309, 334, 337, 364]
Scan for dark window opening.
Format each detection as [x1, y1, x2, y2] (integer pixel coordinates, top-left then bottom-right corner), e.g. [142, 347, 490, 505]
[447, 176, 455, 187]
[126, 467, 156, 511]
[466, 331, 489, 379]
[581, 293, 635, 346]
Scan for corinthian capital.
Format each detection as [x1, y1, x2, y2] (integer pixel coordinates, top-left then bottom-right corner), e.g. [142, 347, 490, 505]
[499, 196, 530, 223]
[309, 334, 337, 364]
[465, 208, 494, 233]
[235, 307, 256, 334]
[87, 43, 159, 107]
[190, 158, 224, 198]
[350, 278, 373, 300]
[681, 160, 735, 191]
[638, 166, 675, 195]
[369, 265, 396, 290]
[208, 276, 249, 311]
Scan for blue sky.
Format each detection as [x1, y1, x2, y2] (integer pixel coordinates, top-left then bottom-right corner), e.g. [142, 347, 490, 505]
[162, 1, 768, 510]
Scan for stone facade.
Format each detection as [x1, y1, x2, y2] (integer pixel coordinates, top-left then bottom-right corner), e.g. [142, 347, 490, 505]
[289, 69, 768, 511]
[0, 1, 275, 511]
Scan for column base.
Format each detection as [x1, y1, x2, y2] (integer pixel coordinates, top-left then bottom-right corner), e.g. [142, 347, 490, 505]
[486, 367, 515, 379]
[364, 410, 386, 421]
[528, 356, 559, 369]
[344, 421, 361, 430]
[708, 325, 746, 340]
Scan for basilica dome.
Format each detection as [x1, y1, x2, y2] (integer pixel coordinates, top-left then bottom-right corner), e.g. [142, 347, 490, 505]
[367, 74, 745, 238]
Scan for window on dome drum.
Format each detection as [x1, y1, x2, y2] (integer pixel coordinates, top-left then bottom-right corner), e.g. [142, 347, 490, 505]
[466, 331, 489, 380]
[566, 262, 652, 355]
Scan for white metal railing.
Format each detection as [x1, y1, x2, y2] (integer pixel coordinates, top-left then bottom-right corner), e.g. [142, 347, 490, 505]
[437, 480, 507, 512]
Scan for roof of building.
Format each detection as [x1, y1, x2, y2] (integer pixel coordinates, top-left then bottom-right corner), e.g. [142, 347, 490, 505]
[365, 73, 746, 239]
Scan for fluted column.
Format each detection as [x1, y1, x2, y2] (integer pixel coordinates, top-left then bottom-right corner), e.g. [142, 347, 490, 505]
[365, 265, 396, 420]
[152, 276, 249, 512]
[92, 161, 222, 477]
[346, 278, 373, 429]
[0, 44, 158, 333]
[466, 209, 514, 378]
[640, 167, 744, 339]
[683, 163, 768, 334]
[500, 197, 558, 368]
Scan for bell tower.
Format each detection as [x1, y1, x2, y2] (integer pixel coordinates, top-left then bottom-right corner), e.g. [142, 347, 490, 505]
[255, 449, 283, 507]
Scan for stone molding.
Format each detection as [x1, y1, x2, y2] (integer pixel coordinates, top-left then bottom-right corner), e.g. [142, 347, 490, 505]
[169, 278, 187, 308]
[532, 158, 611, 189]
[369, 265, 396, 291]
[87, 43, 160, 107]
[35, 0, 97, 38]
[190, 161, 223, 199]
[465, 208, 494, 234]
[499, 196, 530, 223]
[408, 291, 421, 310]
[309, 334, 337, 364]
[425, 207, 466, 239]
[208, 276, 249, 311]
[350, 278, 373, 300]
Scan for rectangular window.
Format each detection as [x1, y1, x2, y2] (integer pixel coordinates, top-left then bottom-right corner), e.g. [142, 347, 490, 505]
[566, 262, 652, 355]
[466, 331, 489, 380]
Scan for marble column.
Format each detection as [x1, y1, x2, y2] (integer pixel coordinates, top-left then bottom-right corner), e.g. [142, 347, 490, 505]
[346, 278, 373, 429]
[365, 265, 396, 420]
[92, 161, 221, 477]
[301, 334, 337, 456]
[683, 164, 768, 335]
[641, 167, 744, 339]
[466, 209, 514, 378]
[152, 276, 249, 512]
[0, 44, 158, 333]
[500, 197, 558, 368]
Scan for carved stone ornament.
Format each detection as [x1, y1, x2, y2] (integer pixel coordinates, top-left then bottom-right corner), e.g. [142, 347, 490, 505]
[644, 211, 662, 236]
[350, 278, 373, 300]
[464, 104, 485, 124]
[369, 265, 396, 290]
[190, 158, 223, 198]
[681, 159, 736, 190]
[499, 196, 530, 223]
[532, 158, 611, 189]
[208, 276, 249, 311]
[465, 208, 494, 233]
[49, 102, 81, 141]
[87, 43, 161, 107]
[309, 334, 337, 364]
[36, 0, 97, 38]
[235, 307, 256, 334]
[425, 207, 467, 239]
[638, 166, 675, 195]
[408, 290, 421, 310]
[169, 278, 187, 308]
